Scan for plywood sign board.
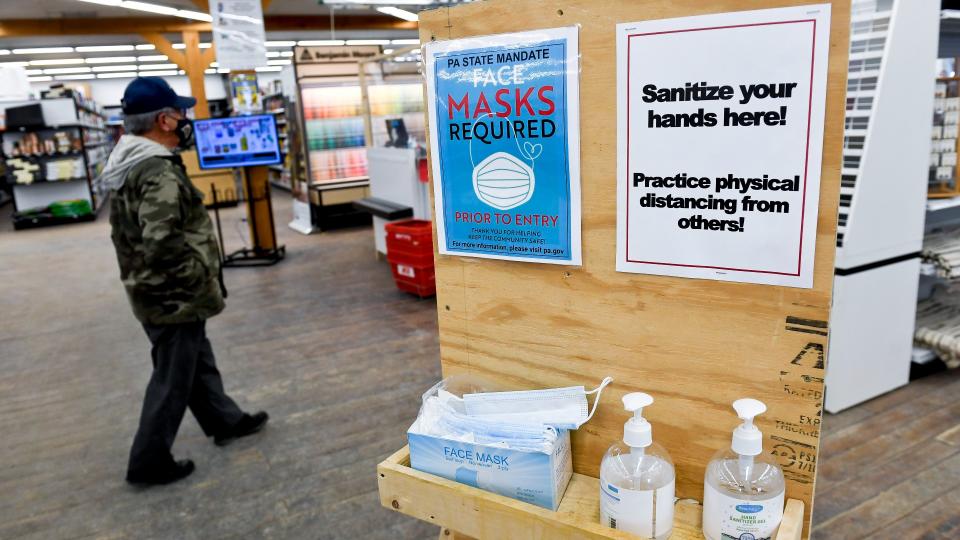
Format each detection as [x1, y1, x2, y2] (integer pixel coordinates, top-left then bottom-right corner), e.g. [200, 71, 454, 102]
[419, 1, 848, 538]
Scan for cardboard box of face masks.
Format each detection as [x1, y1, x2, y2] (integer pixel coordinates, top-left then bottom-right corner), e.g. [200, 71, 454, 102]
[407, 426, 572, 510]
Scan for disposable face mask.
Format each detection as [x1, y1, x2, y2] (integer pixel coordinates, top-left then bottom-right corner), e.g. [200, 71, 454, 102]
[462, 376, 614, 430]
[174, 117, 195, 150]
[431, 397, 558, 452]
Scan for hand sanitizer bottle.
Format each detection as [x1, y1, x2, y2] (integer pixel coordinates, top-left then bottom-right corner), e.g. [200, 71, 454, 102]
[600, 393, 675, 539]
[703, 399, 785, 540]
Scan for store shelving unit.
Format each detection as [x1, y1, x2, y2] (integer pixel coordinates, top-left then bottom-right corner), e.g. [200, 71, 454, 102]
[264, 92, 294, 191]
[293, 45, 424, 231]
[2, 96, 114, 230]
[826, 0, 939, 412]
[930, 69, 960, 198]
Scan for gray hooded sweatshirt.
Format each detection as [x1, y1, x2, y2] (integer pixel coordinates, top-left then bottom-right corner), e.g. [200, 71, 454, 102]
[96, 134, 173, 192]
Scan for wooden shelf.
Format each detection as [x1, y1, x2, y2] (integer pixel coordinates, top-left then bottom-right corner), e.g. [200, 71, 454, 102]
[378, 447, 804, 540]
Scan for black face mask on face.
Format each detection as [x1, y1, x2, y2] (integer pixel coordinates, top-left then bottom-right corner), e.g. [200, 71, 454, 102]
[174, 117, 195, 150]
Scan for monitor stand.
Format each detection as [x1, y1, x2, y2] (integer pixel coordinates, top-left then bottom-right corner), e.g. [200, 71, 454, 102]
[211, 165, 286, 267]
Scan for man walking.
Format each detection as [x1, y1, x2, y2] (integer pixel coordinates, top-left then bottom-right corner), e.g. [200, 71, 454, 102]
[99, 77, 268, 485]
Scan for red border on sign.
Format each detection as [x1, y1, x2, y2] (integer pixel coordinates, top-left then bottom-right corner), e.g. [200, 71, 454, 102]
[625, 19, 817, 277]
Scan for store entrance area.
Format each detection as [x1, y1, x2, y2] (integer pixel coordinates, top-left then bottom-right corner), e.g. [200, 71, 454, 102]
[0, 198, 439, 539]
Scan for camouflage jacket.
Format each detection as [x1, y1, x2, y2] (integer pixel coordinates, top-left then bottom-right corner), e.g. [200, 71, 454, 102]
[109, 155, 225, 325]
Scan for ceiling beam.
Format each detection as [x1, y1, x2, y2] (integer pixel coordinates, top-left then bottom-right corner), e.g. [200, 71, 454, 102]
[0, 15, 414, 37]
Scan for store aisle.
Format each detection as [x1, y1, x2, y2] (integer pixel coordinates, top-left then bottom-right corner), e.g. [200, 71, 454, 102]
[0, 197, 440, 540]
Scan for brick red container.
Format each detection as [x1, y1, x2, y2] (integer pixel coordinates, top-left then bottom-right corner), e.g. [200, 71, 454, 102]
[385, 219, 435, 298]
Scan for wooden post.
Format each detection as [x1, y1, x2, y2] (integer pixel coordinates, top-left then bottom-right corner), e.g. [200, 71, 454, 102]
[141, 32, 216, 119]
[182, 30, 210, 119]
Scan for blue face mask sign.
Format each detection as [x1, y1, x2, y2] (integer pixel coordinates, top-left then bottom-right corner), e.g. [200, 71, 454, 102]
[425, 26, 582, 266]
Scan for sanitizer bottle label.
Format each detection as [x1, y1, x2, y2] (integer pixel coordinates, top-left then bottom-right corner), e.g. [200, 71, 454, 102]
[600, 480, 674, 538]
[703, 483, 784, 540]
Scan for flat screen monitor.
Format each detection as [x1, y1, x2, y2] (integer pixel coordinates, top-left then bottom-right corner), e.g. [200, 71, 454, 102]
[194, 114, 282, 170]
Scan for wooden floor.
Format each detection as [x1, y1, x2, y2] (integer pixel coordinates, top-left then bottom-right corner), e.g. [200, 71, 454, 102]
[1, 195, 958, 539]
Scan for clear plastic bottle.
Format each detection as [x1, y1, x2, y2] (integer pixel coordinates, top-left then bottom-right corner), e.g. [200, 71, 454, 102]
[600, 393, 675, 539]
[702, 399, 785, 540]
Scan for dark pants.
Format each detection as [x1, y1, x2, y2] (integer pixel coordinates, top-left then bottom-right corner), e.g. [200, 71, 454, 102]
[127, 320, 244, 475]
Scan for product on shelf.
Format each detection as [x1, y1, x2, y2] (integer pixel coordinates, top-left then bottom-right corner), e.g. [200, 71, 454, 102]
[309, 147, 368, 182]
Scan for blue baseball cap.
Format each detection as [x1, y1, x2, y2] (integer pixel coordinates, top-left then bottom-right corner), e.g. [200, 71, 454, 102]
[121, 76, 197, 115]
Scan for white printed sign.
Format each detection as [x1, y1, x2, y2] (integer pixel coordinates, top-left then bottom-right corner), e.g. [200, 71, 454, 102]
[210, 0, 268, 71]
[616, 5, 831, 288]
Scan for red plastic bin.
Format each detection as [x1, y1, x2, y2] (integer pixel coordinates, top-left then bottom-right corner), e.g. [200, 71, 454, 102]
[385, 219, 434, 266]
[388, 258, 436, 298]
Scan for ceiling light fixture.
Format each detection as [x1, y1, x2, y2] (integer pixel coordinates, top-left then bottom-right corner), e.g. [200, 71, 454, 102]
[29, 58, 85, 66]
[44, 67, 93, 75]
[91, 65, 139, 72]
[75, 1, 211, 21]
[56, 74, 97, 80]
[137, 55, 169, 62]
[267, 59, 291, 66]
[135, 44, 155, 51]
[345, 39, 390, 46]
[376, 7, 419, 22]
[391, 39, 420, 45]
[172, 42, 212, 49]
[324, 0, 430, 4]
[96, 71, 139, 78]
[138, 63, 179, 70]
[141, 70, 179, 76]
[28, 76, 53, 82]
[76, 45, 135, 52]
[280, 51, 293, 57]
[255, 66, 282, 72]
[297, 40, 345, 46]
[85, 56, 138, 64]
[266, 41, 297, 47]
[12, 47, 75, 55]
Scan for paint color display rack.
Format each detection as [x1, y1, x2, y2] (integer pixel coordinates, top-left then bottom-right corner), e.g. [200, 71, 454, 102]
[300, 83, 424, 184]
[2, 97, 114, 230]
[376, 1, 852, 539]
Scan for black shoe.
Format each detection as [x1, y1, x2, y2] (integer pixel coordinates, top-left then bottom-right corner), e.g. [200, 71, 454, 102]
[126, 459, 195, 486]
[214, 411, 269, 447]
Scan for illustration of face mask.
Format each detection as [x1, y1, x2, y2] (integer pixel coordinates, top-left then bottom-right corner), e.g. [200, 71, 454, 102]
[472, 151, 536, 210]
[461, 377, 614, 430]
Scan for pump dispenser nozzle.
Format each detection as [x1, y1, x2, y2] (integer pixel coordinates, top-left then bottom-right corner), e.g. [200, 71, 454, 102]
[731, 398, 766, 456]
[623, 392, 654, 448]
